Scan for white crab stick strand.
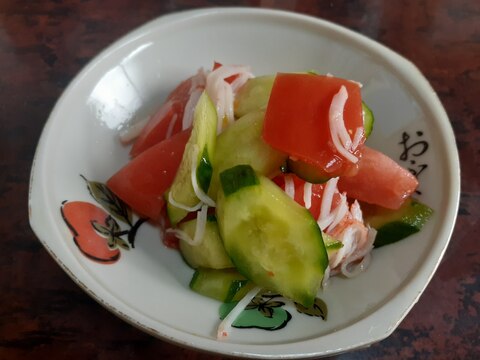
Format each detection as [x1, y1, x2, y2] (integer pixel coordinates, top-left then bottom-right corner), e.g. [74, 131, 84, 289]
[182, 88, 203, 130]
[351, 126, 364, 152]
[329, 86, 358, 163]
[167, 191, 202, 212]
[206, 65, 253, 132]
[165, 113, 178, 139]
[303, 182, 313, 209]
[340, 227, 376, 278]
[217, 286, 262, 340]
[181, 69, 206, 130]
[284, 175, 295, 200]
[350, 200, 363, 222]
[341, 252, 371, 278]
[319, 177, 339, 221]
[322, 265, 331, 288]
[326, 193, 349, 233]
[317, 212, 336, 231]
[328, 223, 359, 269]
[165, 204, 209, 246]
[190, 68, 207, 90]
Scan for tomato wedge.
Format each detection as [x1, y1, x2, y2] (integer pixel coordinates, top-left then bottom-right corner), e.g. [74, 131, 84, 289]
[263, 73, 364, 179]
[130, 74, 204, 157]
[338, 146, 418, 209]
[107, 128, 191, 221]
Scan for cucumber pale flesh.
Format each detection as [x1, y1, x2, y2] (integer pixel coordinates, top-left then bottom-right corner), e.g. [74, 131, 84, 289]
[178, 217, 233, 269]
[208, 110, 287, 199]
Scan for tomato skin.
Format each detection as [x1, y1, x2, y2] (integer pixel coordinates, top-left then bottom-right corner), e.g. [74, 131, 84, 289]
[338, 146, 418, 209]
[130, 76, 200, 157]
[107, 128, 191, 221]
[263, 73, 364, 179]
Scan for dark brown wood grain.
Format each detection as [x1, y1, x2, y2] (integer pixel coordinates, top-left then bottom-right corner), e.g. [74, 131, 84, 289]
[1, 0, 478, 359]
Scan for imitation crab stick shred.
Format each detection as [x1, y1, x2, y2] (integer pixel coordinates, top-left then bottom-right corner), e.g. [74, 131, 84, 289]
[351, 126, 364, 151]
[319, 177, 339, 221]
[168, 191, 202, 212]
[182, 88, 203, 130]
[284, 175, 295, 200]
[166, 204, 208, 246]
[217, 286, 262, 340]
[329, 86, 358, 163]
[303, 182, 313, 210]
[181, 69, 207, 131]
[325, 193, 349, 233]
[165, 113, 178, 139]
[205, 65, 253, 133]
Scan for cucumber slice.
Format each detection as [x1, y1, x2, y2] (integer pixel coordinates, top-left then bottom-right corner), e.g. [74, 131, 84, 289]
[362, 101, 374, 138]
[178, 217, 233, 269]
[365, 198, 433, 247]
[190, 268, 254, 302]
[216, 165, 328, 307]
[208, 110, 287, 198]
[234, 75, 275, 118]
[166, 92, 217, 225]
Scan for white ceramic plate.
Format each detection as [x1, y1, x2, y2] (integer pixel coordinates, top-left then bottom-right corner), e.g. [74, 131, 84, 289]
[29, 8, 460, 358]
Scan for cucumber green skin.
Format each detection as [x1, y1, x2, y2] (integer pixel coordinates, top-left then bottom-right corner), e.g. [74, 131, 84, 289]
[167, 92, 217, 225]
[234, 75, 275, 118]
[208, 110, 287, 199]
[362, 101, 374, 138]
[178, 218, 233, 269]
[366, 198, 433, 248]
[287, 158, 330, 184]
[189, 268, 254, 302]
[217, 173, 328, 308]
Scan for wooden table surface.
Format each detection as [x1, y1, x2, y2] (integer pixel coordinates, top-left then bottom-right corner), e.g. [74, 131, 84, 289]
[1, 0, 478, 359]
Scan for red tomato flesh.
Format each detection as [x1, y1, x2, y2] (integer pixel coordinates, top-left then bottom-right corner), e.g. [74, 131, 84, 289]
[263, 73, 364, 178]
[338, 146, 418, 209]
[107, 128, 191, 221]
[130, 76, 199, 157]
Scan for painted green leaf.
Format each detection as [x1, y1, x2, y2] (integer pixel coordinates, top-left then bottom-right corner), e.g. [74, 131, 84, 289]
[295, 297, 328, 320]
[219, 302, 292, 331]
[91, 220, 111, 236]
[81, 175, 132, 226]
[107, 235, 116, 249]
[114, 237, 130, 250]
[265, 300, 285, 308]
[105, 215, 120, 234]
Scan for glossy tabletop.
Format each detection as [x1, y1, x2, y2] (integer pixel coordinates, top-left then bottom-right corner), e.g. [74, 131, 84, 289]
[1, 1, 479, 359]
